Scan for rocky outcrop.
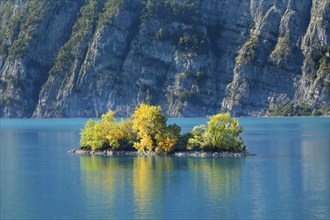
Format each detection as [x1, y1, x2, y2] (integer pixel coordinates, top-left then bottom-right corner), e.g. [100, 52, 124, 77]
[0, 0, 329, 118]
[68, 149, 253, 157]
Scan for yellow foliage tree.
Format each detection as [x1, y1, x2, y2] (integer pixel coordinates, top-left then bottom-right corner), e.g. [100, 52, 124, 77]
[132, 104, 180, 152]
[155, 124, 181, 152]
[101, 110, 116, 123]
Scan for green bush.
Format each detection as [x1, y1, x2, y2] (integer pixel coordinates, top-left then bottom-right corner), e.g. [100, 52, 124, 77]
[311, 45, 330, 71]
[179, 34, 208, 53]
[187, 114, 246, 152]
[267, 102, 329, 116]
[236, 35, 258, 68]
[143, 0, 200, 23]
[80, 111, 135, 151]
[0, 0, 67, 59]
[8, 39, 26, 59]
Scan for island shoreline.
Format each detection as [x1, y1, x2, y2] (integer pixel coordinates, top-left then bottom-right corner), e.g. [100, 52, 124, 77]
[68, 149, 255, 157]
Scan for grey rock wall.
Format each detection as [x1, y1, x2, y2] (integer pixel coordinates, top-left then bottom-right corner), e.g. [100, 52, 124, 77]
[0, 0, 329, 118]
[0, 0, 83, 117]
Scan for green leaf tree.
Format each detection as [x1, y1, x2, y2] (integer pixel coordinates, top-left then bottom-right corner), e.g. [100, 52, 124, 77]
[80, 111, 117, 151]
[187, 124, 206, 150]
[188, 113, 245, 151]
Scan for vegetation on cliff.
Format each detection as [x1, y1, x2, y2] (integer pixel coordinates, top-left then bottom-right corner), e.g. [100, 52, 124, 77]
[0, 0, 46, 59]
[1, 0, 329, 118]
[52, 0, 129, 73]
[80, 104, 246, 153]
[268, 102, 330, 117]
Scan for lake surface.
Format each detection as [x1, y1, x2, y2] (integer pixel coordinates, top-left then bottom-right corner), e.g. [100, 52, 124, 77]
[1, 118, 329, 219]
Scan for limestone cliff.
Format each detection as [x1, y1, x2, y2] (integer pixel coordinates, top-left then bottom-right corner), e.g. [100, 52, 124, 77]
[0, 0, 84, 117]
[0, 0, 329, 118]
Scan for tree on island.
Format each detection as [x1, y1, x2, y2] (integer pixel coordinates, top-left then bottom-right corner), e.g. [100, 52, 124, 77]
[80, 111, 134, 151]
[132, 104, 181, 153]
[187, 113, 246, 152]
[80, 104, 246, 153]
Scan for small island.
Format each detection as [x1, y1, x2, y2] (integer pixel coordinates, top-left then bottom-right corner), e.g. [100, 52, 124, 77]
[69, 104, 252, 157]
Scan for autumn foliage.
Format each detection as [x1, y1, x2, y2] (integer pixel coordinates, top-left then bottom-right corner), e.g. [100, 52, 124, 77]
[80, 111, 134, 151]
[80, 104, 246, 153]
[132, 104, 181, 152]
[187, 113, 246, 151]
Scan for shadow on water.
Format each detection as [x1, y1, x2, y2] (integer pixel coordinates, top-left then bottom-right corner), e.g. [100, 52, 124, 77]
[79, 156, 245, 219]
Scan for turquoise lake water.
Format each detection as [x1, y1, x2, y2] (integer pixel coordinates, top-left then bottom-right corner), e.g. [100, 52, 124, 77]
[1, 118, 329, 219]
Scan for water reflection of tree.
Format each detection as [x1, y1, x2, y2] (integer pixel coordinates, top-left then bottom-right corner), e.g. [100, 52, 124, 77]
[187, 158, 243, 217]
[80, 156, 175, 218]
[80, 156, 244, 218]
[132, 156, 176, 219]
[80, 156, 134, 218]
[189, 158, 242, 194]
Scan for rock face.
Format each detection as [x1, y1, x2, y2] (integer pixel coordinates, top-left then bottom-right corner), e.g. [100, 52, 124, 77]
[0, 0, 329, 118]
[0, 0, 84, 117]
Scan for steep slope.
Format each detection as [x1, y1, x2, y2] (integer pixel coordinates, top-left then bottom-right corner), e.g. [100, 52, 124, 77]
[0, 0, 329, 118]
[0, 0, 84, 117]
[34, 0, 143, 117]
[296, 0, 330, 109]
[222, 0, 330, 116]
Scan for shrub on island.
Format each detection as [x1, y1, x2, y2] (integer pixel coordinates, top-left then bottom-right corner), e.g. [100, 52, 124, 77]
[79, 104, 247, 153]
[186, 113, 246, 152]
[80, 111, 135, 151]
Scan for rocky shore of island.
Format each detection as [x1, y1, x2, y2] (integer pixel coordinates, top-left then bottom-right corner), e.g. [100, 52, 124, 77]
[68, 149, 254, 157]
